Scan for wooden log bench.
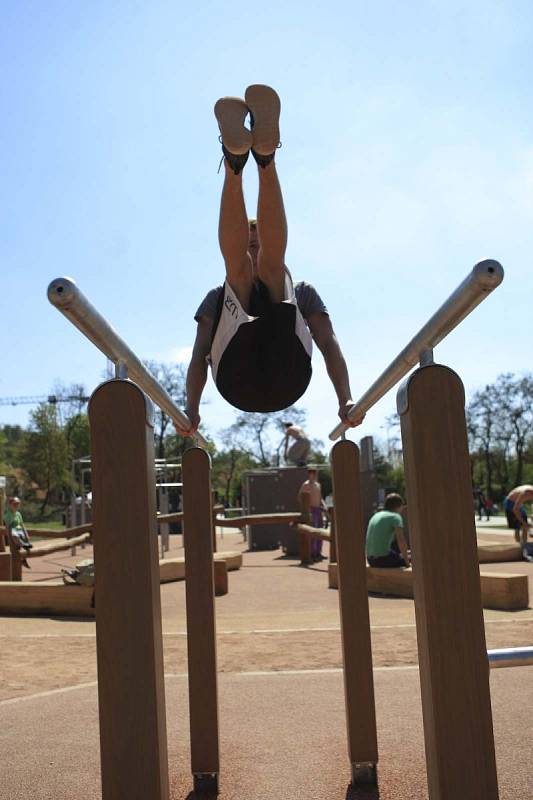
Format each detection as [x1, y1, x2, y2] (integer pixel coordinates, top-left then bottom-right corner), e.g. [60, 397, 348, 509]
[214, 512, 302, 529]
[0, 581, 96, 616]
[328, 563, 529, 611]
[477, 542, 523, 563]
[0, 551, 242, 615]
[159, 551, 242, 595]
[26, 532, 92, 557]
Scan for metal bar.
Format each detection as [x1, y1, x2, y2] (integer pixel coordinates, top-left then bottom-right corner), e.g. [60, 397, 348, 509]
[488, 646, 533, 669]
[329, 259, 503, 441]
[48, 277, 207, 447]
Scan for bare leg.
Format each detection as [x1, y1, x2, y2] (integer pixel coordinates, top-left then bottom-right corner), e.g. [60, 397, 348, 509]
[256, 160, 287, 302]
[218, 161, 253, 310]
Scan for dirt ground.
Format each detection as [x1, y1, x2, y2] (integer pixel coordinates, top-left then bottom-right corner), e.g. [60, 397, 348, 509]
[1, 527, 532, 703]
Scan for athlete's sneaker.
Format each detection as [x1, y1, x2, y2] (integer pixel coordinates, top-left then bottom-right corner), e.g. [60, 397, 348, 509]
[214, 96, 253, 175]
[245, 84, 281, 168]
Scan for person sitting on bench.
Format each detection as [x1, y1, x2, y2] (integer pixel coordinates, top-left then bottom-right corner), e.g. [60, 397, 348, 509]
[366, 493, 410, 569]
[3, 496, 32, 569]
[176, 84, 361, 436]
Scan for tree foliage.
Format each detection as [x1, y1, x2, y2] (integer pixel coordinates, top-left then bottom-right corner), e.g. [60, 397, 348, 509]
[467, 373, 533, 498]
[18, 404, 71, 514]
[143, 360, 188, 459]
[223, 406, 307, 467]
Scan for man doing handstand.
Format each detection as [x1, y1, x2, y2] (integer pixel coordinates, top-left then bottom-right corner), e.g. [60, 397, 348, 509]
[177, 85, 359, 436]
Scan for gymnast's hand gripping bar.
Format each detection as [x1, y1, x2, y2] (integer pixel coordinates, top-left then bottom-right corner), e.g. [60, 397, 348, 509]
[329, 259, 504, 441]
[47, 277, 208, 448]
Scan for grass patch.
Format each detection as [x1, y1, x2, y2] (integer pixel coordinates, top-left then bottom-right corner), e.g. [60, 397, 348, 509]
[28, 521, 65, 531]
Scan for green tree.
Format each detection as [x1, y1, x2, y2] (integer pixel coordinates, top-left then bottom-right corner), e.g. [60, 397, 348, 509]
[143, 361, 188, 459]
[467, 373, 533, 498]
[373, 447, 405, 497]
[211, 447, 258, 506]
[0, 425, 25, 465]
[224, 406, 307, 466]
[467, 382, 499, 496]
[64, 414, 90, 462]
[19, 404, 70, 514]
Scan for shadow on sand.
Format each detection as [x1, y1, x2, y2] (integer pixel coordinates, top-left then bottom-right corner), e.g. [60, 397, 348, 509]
[345, 782, 380, 799]
[185, 787, 379, 800]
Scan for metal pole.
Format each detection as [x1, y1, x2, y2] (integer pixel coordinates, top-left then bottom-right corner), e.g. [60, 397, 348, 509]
[47, 277, 208, 448]
[329, 259, 503, 440]
[488, 646, 533, 669]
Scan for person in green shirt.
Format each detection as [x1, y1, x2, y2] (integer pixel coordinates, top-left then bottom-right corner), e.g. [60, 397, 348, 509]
[366, 493, 410, 568]
[3, 496, 32, 568]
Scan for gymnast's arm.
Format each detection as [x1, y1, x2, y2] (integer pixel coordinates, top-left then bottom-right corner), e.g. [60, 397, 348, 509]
[307, 312, 363, 427]
[176, 316, 213, 436]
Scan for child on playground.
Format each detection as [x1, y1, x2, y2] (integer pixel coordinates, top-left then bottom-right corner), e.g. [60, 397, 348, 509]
[3, 496, 32, 568]
[177, 85, 361, 436]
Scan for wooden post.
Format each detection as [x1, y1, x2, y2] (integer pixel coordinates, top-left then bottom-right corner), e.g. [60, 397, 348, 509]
[398, 365, 499, 800]
[214, 560, 228, 596]
[0, 491, 5, 551]
[211, 492, 218, 554]
[182, 448, 219, 794]
[9, 541, 22, 581]
[89, 380, 169, 800]
[328, 506, 337, 564]
[0, 551, 12, 580]
[331, 440, 378, 785]
[298, 491, 313, 564]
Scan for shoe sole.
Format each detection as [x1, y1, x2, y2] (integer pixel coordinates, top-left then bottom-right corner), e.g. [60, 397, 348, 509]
[245, 84, 280, 156]
[214, 97, 253, 156]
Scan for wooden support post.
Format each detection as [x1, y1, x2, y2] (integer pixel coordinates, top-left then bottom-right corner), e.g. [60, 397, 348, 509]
[298, 491, 313, 564]
[9, 541, 22, 581]
[331, 440, 378, 786]
[210, 490, 217, 553]
[0, 492, 5, 552]
[328, 506, 337, 564]
[89, 380, 169, 800]
[182, 448, 219, 794]
[0, 551, 12, 580]
[398, 365, 499, 800]
[214, 560, 228, 596]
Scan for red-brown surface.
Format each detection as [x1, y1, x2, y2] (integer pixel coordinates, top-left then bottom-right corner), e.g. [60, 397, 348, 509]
[1, 526, 532, 798]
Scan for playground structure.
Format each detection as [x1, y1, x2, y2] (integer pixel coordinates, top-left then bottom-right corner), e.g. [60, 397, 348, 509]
[43, 260, 533, 800]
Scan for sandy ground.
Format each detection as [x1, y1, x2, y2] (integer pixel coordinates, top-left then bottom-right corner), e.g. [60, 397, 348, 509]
[1, 525, 533, 799]
[1, 528, 532, 703]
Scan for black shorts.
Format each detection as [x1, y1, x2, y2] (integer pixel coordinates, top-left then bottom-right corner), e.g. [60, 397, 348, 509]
[212, 279, 312, 412]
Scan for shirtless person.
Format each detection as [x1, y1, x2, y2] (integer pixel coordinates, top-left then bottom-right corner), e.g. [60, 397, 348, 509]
[503, 485, 533, 554]
[298, 468, 327, 560]
[176, 85, 360, 436]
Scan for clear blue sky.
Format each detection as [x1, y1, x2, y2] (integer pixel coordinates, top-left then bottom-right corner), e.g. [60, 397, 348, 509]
[1, 1, 531, 451]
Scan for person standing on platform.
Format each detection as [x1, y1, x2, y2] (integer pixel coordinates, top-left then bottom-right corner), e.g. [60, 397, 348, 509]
[366, 493, 410, 568]
[283, 422, 311, 467]
[298, 468, 327, 561]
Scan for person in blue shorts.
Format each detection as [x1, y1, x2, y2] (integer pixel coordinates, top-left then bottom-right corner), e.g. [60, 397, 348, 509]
[176, 85, 360, 436]
[503, 485, 533, 560]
